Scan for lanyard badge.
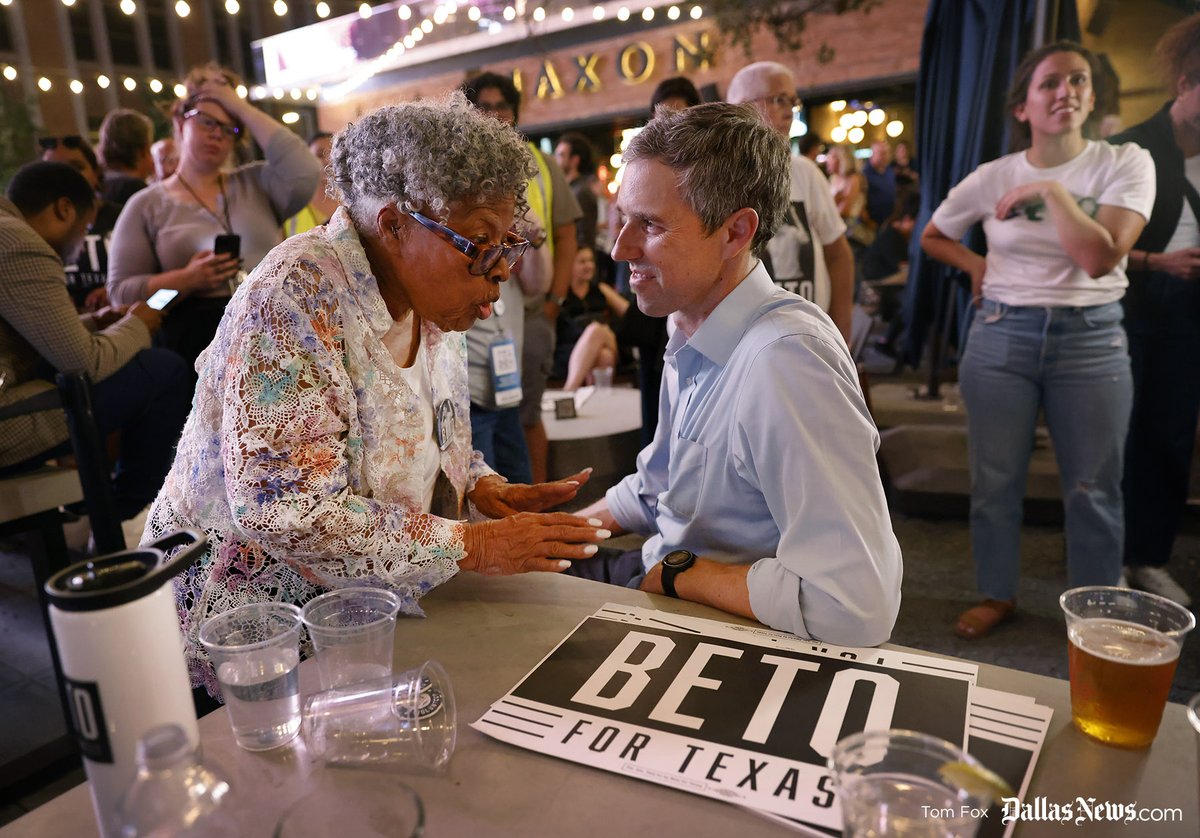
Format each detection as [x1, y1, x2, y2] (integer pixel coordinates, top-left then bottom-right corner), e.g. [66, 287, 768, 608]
[488, 331, 523, 408]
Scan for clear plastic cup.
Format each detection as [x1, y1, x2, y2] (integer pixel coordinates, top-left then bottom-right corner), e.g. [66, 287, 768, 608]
[829, 730, 999, 838]
[274, 770, 423, 837]
[592, 366, 614, 389]
[1060, 586, 1195, 748]
[199, 602, 303, 751]
[301, 587, 401, 690]
[303, 660, 455, 773]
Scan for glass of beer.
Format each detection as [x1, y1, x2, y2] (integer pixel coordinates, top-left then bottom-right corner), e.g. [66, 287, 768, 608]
[1060, 587, 1195, 749]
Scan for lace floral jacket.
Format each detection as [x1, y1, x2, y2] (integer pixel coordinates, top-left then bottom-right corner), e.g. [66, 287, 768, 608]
[145, 207, 494, 694]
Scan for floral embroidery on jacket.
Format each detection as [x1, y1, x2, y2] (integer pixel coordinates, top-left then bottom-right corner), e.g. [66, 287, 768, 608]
[145, 207, 493, 696]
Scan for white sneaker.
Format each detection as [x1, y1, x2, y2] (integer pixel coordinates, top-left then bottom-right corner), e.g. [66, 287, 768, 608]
[1126, 566, 1192, 607]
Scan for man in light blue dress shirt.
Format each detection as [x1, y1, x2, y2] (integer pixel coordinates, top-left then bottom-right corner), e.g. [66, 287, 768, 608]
[578, 103, 902, 647]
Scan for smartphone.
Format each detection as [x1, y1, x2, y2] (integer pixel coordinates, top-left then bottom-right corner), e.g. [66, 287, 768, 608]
[146, 288, 180, 311]
[214, 233, 241, 260]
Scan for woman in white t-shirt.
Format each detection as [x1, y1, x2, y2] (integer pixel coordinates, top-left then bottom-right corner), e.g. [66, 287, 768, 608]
[921, 41, 1156, 640]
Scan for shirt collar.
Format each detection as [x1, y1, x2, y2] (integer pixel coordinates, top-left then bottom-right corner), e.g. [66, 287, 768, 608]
[673, 260, 776, 367]
[325, 206, 393, 338]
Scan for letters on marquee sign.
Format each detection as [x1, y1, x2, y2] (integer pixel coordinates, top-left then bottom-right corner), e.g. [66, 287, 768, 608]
[514, 32, 716, 99]
[473, 604, 1052, 837]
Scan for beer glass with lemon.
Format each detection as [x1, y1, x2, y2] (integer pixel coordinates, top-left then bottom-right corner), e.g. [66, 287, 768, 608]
[1060, 587, 1194, 748]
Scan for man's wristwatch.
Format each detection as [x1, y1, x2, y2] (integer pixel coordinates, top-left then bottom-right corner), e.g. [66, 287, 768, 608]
[660, 549, 696, 598]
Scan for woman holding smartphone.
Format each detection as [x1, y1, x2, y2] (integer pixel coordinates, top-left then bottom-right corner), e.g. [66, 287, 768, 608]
[921, 41, 1155, 639]
[107, 63, 320, 369]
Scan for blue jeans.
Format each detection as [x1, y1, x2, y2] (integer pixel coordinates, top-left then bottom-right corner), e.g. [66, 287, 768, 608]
[959, 299, 1132, 601]
[469, 404, 532, 484]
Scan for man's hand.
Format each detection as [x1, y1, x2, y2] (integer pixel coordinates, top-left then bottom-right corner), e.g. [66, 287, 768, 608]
[84, 286, 108, 312]
[469, 469, 592, 518]
[460, 512, 610, 575]
[1149, 247, 1200, 280]
[127, 302, 163, 334]
[91, 305, 128, 329]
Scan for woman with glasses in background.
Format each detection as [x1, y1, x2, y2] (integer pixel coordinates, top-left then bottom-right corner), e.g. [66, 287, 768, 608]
[107, 63, 320, 370]
[143, 94, 608, 704]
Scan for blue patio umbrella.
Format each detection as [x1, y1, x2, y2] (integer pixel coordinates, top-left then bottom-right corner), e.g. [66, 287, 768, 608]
[900, 0, 1081, 388]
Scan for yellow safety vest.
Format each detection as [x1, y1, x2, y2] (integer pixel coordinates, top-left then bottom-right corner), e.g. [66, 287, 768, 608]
[526, 142, 554, 260]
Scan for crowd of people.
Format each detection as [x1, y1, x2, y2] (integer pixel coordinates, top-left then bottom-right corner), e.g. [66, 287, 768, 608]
[1, 13, 1198, 708]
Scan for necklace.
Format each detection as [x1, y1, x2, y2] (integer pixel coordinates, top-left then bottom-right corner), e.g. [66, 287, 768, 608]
[175, 172, 232, 234]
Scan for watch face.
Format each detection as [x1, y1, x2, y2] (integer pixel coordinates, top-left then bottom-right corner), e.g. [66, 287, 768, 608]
[663, 550, 694, 569]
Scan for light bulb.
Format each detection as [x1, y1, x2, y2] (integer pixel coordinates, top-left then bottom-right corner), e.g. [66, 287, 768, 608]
[359, 2, 371, 18]
[174, 0, 190, 17]
[641, 7, 653, 20]
[236, 84, 248, 98]
[282, 111, 300, 124]
[123, 76, 136, 91]
[69, 79, 84, 94]
[689, 5, 701, 19]
[467, 5, 480, 20]
[173, 82, 187, 97]
[532, 6, 544, 21]
[562, 7, 573, 21]
[617, 7, 628, 21]
[847, 126, 865, 144]
[97, 74, 110, 88]
[37, 77, 52, 92]
[120, 0, 137, 14]
[886, 119, 904, 138]
[667, 5, 679, 20]
[398, 4, 411, 20]
[225, 0, 239, 13]
[2, 66, 17, 81]
[592, 5, 604, 20]
[149, 78, 163, 93]
[316, 1, 330, 17]
[868, 108, 885, 126]
[830, 100, 846, 112]
[274, 0, 287, 16]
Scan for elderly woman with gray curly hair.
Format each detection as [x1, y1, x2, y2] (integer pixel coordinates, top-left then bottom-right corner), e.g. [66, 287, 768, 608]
[143, 94, 608, 699]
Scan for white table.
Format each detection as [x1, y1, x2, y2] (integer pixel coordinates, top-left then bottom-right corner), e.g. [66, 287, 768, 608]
[4, 573, 1197, 837]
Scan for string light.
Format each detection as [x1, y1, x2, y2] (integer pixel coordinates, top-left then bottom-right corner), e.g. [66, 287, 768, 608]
[433, 5, 448, 24]
[273, 0, 287, 16]
[251, 85, 266, 99]
[886, 119, 904, 138]
[502, 6, 515, 21]
[123, 77, 137, 91]
[617, 7, 629, 21]
[236, 84, 248, 98]
[38, 77, 52, 92]
[830, 100, 847, 112]
[532, 6, 544, 21]
[359, 2, 371, 17]
[592, 5, 604, 20]
[398, 4, 411, 20]
[174, 1, 190, 18]
[690, 5, 702, 19]
[830, 125, 847, 143]
[868, 108, 885, 126]
[847, 126, 865, 144]
[667, 5, 679, 20]
[316, 1, 330, 17]
[290, 88, 301, 99]
[69, 79, 84, 94]
[282, 112, 300, 124]
[149, 78, 163, 93]
[225, 0, 240, 14]
[561, 7, 573, 21]
[173, 82, 187, 97]
[120, 0, 137, 14]
[61, 0, 76, 7]
[467, 5, 480, 21]
[2, 66, 16, 81]
[641, 7, 653, 20]
[420, 18, 432, 32]
[97, 74, 110, 89]
[306, 89, 318, 100]
[0, 0, 13, 7]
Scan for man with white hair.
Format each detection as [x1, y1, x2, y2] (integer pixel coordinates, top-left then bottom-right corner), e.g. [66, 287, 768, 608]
[727, 61, 854, 343]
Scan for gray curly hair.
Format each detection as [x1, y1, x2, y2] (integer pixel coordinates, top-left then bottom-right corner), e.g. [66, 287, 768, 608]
[328, 90, 534, 230]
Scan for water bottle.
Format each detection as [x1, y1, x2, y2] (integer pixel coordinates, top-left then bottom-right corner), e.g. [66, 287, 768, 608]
[43, 530, 208, 838]
[115, 723, 235, 837]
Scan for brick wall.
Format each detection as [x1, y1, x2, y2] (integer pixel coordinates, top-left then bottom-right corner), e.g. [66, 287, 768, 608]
[319, 0, 929, 133]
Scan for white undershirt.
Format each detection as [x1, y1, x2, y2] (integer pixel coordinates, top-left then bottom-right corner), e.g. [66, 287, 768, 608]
[1162, 155, 1200, 256]
[381, 314, 441, 513]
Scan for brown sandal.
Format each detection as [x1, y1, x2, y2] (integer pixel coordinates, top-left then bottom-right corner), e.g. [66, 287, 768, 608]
[955, 599, 1016, 640]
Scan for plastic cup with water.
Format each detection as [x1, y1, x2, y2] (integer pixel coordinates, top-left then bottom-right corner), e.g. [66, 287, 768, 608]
[199, 602, 303, 751]
[274, 770, 423, 837]
[1060, 586, 1194, 748]
[301, 587, 401, 690]
[592, 366, 614, 389]
[829, 729, 1010, 838]
[303, 660, 455, 773]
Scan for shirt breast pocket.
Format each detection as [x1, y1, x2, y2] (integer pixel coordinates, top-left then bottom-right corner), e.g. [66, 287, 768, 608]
[659, 435, 707, 520]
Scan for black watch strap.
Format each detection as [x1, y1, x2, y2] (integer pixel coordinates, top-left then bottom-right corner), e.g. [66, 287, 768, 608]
[661, 550, 696, 598]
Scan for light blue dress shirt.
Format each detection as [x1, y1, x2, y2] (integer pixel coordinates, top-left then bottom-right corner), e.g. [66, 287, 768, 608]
[606, 261, 902, 646]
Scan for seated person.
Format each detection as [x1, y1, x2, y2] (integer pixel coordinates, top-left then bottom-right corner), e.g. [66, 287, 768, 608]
[0, 162, 190, 523]
[553, 247, 630, 390]
[578, 104, 902, 647]
[860, 190, 920, 357]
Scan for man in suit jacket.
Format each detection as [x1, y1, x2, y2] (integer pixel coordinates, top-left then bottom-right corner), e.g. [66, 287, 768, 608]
[0, 161, 190, 522]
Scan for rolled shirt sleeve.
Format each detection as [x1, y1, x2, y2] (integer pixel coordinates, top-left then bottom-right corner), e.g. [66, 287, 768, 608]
[736, 334, 902, 647]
